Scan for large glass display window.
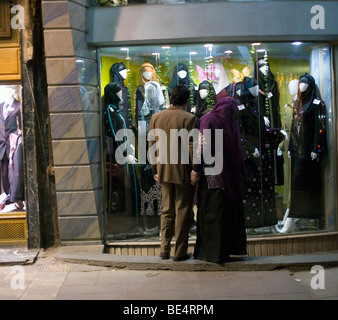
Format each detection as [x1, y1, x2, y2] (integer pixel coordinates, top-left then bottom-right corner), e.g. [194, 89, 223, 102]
[99, 42, 335, 241]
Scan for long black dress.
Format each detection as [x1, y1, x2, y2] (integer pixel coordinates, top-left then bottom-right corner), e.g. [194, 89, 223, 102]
[225, 77, 279, 228]
[288, 73, 327, 220]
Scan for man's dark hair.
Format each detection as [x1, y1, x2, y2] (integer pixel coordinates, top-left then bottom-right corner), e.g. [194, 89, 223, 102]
[170, 85, 190, 107]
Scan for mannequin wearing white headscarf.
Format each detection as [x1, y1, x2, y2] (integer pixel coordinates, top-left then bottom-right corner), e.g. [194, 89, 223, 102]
[140, 81, 165, 117]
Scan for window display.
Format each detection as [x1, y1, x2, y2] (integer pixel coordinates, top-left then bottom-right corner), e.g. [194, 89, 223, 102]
[0, 85, 25, 213]
[99, 42, 335, 240]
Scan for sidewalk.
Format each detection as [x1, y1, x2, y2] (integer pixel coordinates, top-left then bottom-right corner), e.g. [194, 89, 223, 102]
[0, 245, 338, 301]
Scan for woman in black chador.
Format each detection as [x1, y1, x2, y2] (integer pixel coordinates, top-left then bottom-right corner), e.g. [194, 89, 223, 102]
[168, 63, 197, 113]
[103, 82, 139, 233]
[288, 73, 327, 222]
[110, 62, 133, 131]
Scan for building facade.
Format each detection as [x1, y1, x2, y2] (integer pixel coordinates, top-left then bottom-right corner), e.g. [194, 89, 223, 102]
[3, 0, 337, 256]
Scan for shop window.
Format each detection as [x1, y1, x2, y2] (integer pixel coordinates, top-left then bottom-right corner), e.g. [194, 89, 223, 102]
[99, 42, 335, 240]
[0, 85, 25, 213]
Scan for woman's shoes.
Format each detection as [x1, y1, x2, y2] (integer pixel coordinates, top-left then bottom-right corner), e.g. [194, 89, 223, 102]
[159, 252, 170, 260]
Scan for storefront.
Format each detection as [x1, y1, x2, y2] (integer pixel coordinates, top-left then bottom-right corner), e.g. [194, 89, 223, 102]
[41, 0, 338, 255]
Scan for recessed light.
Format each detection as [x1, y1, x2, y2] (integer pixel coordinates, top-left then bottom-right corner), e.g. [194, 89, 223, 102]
[292, 41, 302, 46]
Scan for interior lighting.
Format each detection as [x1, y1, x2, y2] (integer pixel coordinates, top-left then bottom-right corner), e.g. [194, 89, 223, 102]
[251, 43, 261, 46]
[292, 41, 302, 46]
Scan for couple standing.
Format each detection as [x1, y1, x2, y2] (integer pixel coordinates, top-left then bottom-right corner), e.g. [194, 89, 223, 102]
[149, 85, 247, 263]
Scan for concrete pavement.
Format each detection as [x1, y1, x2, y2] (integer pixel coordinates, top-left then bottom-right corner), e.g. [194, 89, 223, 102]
[0, 245, 337, 301]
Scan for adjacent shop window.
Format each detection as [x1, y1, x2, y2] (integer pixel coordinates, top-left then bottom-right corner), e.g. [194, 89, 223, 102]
[0, 85, 25, 212]
[99, 42, 335, 240]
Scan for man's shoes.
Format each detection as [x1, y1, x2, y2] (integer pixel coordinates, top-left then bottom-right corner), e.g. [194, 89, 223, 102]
[173, 253, 192, 262]
[159, 252, 170, 260]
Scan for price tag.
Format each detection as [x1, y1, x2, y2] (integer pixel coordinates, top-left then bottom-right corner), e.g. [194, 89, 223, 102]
[238, 104, 245, 111]
[313, 99, 321, 105]
[268, 92, 273, 98]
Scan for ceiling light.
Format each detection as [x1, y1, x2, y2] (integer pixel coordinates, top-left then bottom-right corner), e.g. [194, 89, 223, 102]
[292, 41, 302, 46]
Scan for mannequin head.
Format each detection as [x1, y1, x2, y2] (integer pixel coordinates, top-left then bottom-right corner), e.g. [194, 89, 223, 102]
[110, 62, 127, 84]
[240, 77, 259, 98]
[139, 62, 156, 86]
[143, 81, 165, 112]
[299, 76, 310, 93]
[178, 70, 187, 79]
[199, 89, 208, 100]
[104, 82, 122, 109]
[289, 79, 299, 96]
[257, 57, 270, 77]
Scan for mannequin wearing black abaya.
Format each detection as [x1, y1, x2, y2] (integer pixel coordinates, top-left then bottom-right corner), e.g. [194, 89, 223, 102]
[103, 82, 139, 234]
[235, 77, 279, 228]
[288, 73, 327, 220]
[255, 58, 284, 187]
[110, 62, 133, 131]
[168, 63, 197, 113]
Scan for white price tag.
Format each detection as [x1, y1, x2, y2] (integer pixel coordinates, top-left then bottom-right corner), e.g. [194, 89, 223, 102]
[238, 104, 245, 111]
[313, 99, 321, 105]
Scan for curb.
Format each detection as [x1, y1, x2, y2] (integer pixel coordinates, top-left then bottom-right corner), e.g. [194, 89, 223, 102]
[54, 245, 338, 272]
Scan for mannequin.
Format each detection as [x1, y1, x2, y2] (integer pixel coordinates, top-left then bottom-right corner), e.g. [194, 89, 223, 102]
[137, 80, 164, 232]
[277, 79, 298, 231]
[281, 73, 327, 233]
[134, 62, 157, 131]
[194, 80, 218, 120]
[168, 63, 197, 113]
[255, 57, 284, 186]
[231, 77, 278, 230]
[110, 62, 133, 131]
[103, 82, 139, 225]
[0, 87, 22, 211]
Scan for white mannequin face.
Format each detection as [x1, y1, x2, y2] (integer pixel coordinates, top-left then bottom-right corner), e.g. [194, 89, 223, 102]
[119, 69, 127, 80]
[259, 65, 269, 76]
[199, 89, 208, 100]
[288, 79, 299, 96]
[249, 85, 259, 97]
[177, 70, 187, 79]
[117, 90, 123, 101]
[143, 71, 153, 81]
[299, 83, 309, 93]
